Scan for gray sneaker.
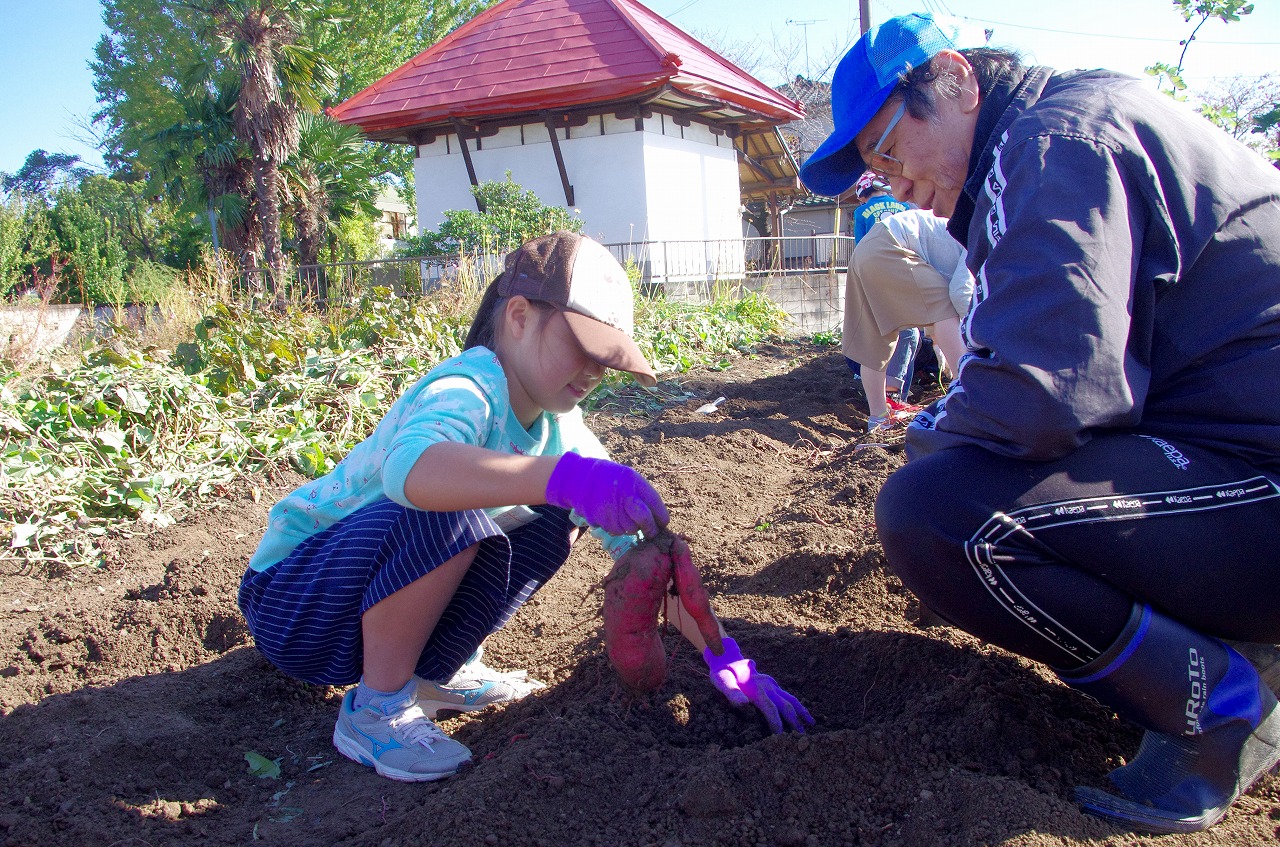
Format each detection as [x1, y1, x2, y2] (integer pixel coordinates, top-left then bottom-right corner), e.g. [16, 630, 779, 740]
[332, 689, 472, 782]
[415, 647, 545, 719]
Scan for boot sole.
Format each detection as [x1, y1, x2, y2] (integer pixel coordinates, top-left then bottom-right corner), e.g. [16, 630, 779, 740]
[1075, 706, 1280, 834]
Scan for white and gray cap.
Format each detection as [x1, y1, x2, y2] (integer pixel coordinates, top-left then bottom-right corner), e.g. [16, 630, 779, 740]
[497, 232, 657, 387]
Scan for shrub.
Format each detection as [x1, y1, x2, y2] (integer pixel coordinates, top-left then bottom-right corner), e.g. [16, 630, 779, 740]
[397, 173, 582, 257]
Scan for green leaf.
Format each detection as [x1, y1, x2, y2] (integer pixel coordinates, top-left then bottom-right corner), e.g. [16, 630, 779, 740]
[244, 751, 282, 779]
[95, 429, 128, 452]
[113, 383, 151, 417]
[0, 409, 30, 435]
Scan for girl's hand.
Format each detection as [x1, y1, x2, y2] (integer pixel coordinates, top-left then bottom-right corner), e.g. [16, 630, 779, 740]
[703, 637, 815, 734]
[545, 452, 669, 536]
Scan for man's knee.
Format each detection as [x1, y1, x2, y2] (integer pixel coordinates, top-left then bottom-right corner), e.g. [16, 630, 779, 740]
[875, 451, 952, 545]
[875, 449, 988, 593]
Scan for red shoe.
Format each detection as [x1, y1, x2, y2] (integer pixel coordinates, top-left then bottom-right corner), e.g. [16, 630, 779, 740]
[885, 393, 922, 413]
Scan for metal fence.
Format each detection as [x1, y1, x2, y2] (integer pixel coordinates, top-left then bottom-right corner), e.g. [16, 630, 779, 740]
[285, 236, 854, 333]
[292, 253, 505, 301]
[289, 236, 854, 295]
[601, 235, 855, 289]
[602, 236, 853, 333]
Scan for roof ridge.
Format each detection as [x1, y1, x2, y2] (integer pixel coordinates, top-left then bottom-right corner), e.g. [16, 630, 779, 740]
[600, 0, 681, 68]
[331, 0, 804, 135]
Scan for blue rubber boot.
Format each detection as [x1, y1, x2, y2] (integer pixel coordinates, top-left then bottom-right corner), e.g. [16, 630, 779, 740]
[1059, 604, 1280, 834]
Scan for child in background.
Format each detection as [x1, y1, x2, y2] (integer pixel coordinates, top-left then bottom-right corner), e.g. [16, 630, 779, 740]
[844, 208, 973, 431]
[238, 232, 810, 783]
[846, 172, 920, 415]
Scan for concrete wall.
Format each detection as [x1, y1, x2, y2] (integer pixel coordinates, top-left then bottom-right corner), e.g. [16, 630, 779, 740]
[782, 206, 843, 238]
[748, 273, 845, 334]
[412, 114, 739, 247]
[657, 272, 844, 335]
[0, 304, 167, 356]
[0, 304, 83, 356]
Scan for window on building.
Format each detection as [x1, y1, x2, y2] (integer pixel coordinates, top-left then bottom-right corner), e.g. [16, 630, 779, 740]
[385, 211, 408, 240]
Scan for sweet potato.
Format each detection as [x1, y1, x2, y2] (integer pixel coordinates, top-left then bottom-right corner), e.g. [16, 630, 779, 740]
[602, 532, 723, 692]
[602, 540, 668, 692]
[668, 536, 724, 656]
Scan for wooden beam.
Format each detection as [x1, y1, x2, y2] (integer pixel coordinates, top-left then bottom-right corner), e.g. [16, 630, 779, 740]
[450, 119, 484, 211]
[737, 149, 774, 182]
[545, 111, 592, 130]
[543, 112, 576, 208]
[408, 129, 437, 157]
[391, 99, 760, 145]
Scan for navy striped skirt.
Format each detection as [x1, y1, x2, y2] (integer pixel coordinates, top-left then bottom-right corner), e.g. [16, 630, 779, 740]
[238, 498, 574, 686]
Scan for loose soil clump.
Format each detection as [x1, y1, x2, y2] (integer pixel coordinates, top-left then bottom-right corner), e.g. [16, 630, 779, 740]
[1, 340, 1276, 846]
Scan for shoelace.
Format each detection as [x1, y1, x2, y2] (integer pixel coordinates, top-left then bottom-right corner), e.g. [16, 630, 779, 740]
[386, 704, 449, 748]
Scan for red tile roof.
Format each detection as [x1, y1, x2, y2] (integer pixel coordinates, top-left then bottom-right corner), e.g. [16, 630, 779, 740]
[330, 0, 803, 137]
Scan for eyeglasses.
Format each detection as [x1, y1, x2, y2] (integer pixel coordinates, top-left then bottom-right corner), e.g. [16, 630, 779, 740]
[866, 100, 906, 178]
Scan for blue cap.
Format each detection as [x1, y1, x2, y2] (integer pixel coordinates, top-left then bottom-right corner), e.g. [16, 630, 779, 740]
[799, 14, 961, 197]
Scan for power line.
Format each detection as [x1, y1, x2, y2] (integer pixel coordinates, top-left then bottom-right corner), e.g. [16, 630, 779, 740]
[665, 0, 705, 19]
[956, 13, 1280, 45]
[922, 0, 957, 19]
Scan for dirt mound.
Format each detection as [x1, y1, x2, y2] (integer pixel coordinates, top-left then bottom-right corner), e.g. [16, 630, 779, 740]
[1, 341, 1276, 847]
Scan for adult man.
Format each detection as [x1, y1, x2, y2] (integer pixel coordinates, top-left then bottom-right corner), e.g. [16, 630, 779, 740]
[801, 12, 1280, 835]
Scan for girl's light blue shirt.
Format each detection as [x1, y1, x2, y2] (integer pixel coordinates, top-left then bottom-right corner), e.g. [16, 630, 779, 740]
[248, 346, 634, 571]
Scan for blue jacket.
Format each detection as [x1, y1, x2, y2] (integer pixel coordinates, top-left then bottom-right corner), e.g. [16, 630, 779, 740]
[911, 65, 1280, 471]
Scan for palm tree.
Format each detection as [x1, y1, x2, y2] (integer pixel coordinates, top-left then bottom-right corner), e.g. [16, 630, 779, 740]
[149, 78, 258, 274]
[285, 112, 382, 269]
[283, 112, 384, 299]
[212, 0, 334, 290]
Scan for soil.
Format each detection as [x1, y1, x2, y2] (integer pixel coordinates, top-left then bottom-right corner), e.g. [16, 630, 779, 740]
[2, 339, 1278, 847]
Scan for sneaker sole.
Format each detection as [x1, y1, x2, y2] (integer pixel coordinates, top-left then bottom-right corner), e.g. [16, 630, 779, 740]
[331, 728, 470, 783]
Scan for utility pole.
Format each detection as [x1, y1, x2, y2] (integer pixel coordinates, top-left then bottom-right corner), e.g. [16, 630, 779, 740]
[785, 18, 824, 79]
[859, 0, 871, 33]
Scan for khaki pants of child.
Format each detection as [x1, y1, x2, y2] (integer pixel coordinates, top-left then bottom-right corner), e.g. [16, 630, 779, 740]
[842, 223, 959, 371]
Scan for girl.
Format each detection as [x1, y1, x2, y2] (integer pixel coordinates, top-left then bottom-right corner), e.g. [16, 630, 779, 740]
[238, 232, 810, 783]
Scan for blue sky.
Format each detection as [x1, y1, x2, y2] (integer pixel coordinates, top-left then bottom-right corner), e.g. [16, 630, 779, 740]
[2, 0, 108, 174]
[3, 0, 1280, 175]
[658, 0, 1280, 86]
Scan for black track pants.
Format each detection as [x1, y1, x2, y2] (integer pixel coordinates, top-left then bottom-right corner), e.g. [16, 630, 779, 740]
[875, 432, 1280, 671]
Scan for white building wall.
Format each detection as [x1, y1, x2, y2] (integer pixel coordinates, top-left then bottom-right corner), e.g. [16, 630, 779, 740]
[412, 115, 738, 249]
[639, 130, 739, 242]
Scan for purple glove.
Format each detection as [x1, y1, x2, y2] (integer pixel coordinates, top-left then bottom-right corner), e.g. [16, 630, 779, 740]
[545, 451, 670, 537]
[703, 637, 815, 734]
